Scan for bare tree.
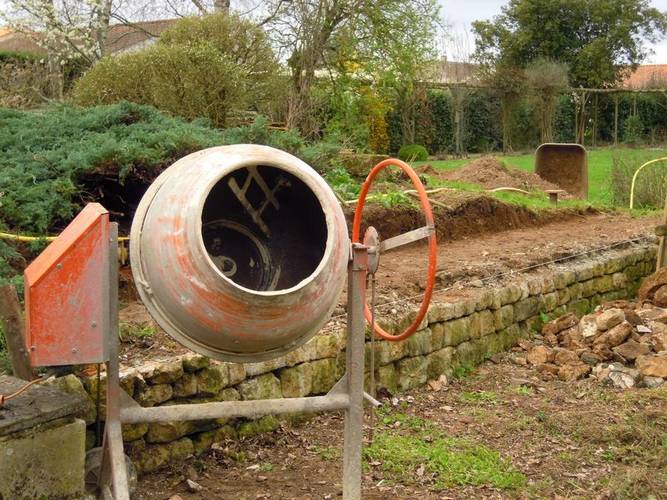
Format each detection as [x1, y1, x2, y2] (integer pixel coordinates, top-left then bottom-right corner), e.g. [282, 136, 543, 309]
[525, 58, 569, 143]
[2, 0, 114, 96]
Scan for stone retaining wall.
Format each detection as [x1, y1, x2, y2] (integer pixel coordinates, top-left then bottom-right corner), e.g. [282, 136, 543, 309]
[63, 243, 656, 473]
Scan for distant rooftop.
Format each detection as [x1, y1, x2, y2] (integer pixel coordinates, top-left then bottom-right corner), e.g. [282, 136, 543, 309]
[622, 64, 667, 89]
[0, 19, 177, 57]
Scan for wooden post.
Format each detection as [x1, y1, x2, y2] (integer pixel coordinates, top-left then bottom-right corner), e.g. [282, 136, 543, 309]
[614, 94, 619, 146]
[657, 193, 667, 269]
[0, 284, 33, 380]
[592, 93, 598, 148]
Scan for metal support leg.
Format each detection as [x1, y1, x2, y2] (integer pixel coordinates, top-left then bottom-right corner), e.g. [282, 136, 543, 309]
[99, 223, 131, 500]
[343, 243, 368, 499]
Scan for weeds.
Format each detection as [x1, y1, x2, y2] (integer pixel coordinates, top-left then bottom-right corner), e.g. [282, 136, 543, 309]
[460, 391, 499, 404]
[119, 322, 156, 342]
[365, 409, 525, 490]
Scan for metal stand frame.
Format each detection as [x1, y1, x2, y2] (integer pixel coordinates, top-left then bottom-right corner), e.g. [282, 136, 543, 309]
[98, 228, 370, 499]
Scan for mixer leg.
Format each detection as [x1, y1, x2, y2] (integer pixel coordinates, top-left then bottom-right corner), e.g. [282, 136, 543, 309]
[342, 243, 368, 499]
[99, 223, 131, 500]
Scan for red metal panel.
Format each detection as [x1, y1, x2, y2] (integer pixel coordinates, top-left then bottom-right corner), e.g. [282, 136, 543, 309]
[24, 203, 110, 366]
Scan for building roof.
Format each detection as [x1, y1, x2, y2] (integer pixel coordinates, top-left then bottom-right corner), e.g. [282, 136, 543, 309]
[0, 19, 177, 57]
[105, 19, 176, 54]
[622, 64, 667, 89]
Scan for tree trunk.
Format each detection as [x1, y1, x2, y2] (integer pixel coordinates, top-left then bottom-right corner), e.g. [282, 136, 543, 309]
[46, 52, 63, 98]
[614, 94, 619, 146]
[576, 91, 590, 145]
[501, 98, 513, 153]
[214, 0, 231, 13]
[94, 0, 113, 58]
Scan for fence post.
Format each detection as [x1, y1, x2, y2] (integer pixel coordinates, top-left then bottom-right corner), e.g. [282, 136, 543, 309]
[0, 284, 34, 380]
[657, 194, 667, 269]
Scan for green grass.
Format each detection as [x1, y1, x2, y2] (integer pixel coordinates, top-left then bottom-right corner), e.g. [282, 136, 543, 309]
[118, 322, 156, 341]
[460, 391, 499, 404]
[365, 410, 525, 490]
[416, 147, 667, 208]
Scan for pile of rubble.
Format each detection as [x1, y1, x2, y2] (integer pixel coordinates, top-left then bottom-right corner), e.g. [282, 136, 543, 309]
[518, 270, 667, 389]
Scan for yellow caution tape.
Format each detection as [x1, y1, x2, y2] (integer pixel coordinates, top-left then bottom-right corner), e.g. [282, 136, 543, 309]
[0, 231, 129, 242]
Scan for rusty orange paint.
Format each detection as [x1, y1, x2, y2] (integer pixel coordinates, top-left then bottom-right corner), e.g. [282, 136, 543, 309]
[24, 203, 110, 367]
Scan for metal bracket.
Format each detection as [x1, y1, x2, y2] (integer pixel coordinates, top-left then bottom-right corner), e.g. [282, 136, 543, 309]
[379, 224, 434, 253]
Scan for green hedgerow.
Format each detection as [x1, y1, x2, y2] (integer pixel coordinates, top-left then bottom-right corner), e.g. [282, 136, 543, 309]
[398, 144, 429, 162]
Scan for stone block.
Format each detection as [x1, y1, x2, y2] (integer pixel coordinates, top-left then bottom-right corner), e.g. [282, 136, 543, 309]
[612, 272, 628, 289]
[310, 358, 341, 394]
[430, 322, 445, 351]
[428, 301, 467, 322]
[49, 374, 97, 425]
[173, 372, 198, 398]
[284, 339, 318, 366]
[580, 279, 597, 298]
[553, 269, 576, 289]
[557, 287, 571, 306]
[500, 284, 523, 305]
[139, 359, 184, 385]
[238, 373, 282, 400]
[376, 364, 399, 394]
[595, 275, 614, 294]
[136, 383, 173, 407]
[442, 316, 471, 346]
[280, 363, 313, 398]
[493, 305, 514, 330]
[426, 348, 454, 380]
[238, 415, 281, 438]
[478, 310, 495, 336]
[146, 421, 193, 444]
[226, 363, 247, 385]
[182, 354, 209, 372]
[541, 276, 556, 293]
[377, 339, 407, 365]
[0, 418, 85, 499]
[527, 276, 543, 296]
[397, 356, 428, 391]
[566, 299, 590, 318]
[122, 423, 148, 442]
[316, 332, 343, 359]
[514, 296, 541, 322]
[196, 365, 228, 396]
[406, 328, 432, 356]
[475, 289, 494, 311]
[453, 341, 484, 368]
[542, 292, 559, 312]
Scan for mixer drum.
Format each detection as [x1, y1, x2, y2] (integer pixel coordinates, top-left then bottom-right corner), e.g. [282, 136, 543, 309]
[130, 145, 349, 362]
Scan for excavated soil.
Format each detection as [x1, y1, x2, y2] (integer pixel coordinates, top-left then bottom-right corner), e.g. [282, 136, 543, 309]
[426, 156, 568, 194]
[345, 195, 589, 242]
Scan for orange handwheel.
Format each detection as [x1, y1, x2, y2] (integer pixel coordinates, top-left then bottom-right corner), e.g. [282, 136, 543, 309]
[352, 159, 437, 342]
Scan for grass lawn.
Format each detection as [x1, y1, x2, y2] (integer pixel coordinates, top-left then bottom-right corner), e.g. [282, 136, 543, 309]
[414, 146, 667, 209]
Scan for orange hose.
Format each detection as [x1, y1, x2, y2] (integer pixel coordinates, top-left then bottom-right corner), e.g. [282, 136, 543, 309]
[352, 159, 438, 342]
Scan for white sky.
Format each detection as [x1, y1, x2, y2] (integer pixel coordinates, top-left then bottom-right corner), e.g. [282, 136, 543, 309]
[440, 0, 667, 64]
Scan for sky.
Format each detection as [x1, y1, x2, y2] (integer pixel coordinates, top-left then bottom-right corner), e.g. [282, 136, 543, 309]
[440, 0, 667, 64]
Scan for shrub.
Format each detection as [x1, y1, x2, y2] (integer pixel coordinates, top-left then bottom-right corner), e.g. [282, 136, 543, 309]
[610, 155, 667, 209]
[398, 144, 429, 162]
[73, 13, 279, 126]
[623, 115, 645, 145]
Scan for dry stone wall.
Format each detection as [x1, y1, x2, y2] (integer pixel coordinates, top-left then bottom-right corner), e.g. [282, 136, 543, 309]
[67, 243, 656, 473]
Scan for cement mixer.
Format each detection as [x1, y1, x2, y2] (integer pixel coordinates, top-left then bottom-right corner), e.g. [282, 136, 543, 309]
[130, 145, 349, 362]
[22, 145, 437, 499]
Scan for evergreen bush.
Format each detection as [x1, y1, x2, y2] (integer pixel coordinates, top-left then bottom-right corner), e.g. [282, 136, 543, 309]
[398, 144, 429, 161]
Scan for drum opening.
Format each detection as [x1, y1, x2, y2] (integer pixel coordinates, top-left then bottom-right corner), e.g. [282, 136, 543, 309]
[201, 165, 328, 291]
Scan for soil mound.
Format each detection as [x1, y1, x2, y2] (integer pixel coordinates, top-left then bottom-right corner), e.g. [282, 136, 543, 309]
[438, 156, 567, 193]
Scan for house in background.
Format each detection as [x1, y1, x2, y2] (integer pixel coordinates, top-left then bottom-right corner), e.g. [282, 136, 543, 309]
[0, 19, 176, 57]
[623, 64, 667, 89]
